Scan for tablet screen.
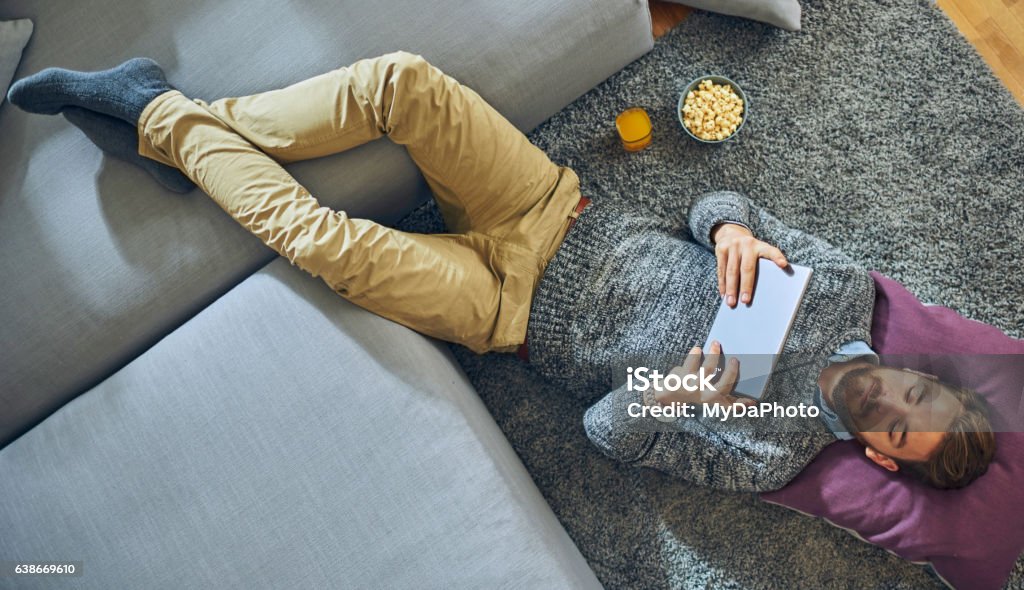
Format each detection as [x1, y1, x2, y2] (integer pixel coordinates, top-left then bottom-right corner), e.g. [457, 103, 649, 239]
[704, 259, 813, 399]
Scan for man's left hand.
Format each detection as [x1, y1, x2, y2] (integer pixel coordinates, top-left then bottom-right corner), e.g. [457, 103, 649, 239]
[711, 223, 788, 308]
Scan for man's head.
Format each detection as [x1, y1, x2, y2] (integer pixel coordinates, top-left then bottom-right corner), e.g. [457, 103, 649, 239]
[831, 365, 996, 489]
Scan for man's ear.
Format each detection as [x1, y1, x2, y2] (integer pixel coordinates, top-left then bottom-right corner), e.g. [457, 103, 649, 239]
[902, 368, 938, 381]
[865, 446, 899, 472]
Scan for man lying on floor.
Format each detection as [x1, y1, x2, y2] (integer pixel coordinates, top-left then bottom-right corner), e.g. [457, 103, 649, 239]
[7, 51, 996, 493]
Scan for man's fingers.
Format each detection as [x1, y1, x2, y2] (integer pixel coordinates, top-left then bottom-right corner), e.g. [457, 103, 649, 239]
[759, 243, 789, 268]
[725, 244, 740, 307]
[717, 357, 740, 396]
[715, 248, 726, 296]
[681, 346, 702, 375]
[739, 246, 758, 305]
[702, 340, 721, 380]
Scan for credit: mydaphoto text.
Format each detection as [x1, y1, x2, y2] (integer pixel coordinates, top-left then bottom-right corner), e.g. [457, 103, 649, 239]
[626, 400, 821, 421]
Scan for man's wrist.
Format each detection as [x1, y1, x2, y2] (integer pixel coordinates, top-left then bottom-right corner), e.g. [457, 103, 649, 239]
[710, 221, 752, 244]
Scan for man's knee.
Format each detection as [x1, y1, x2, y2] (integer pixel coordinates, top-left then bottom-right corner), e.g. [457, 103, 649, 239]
[372, 51, 444, 133]
[384, 50, 433, 77]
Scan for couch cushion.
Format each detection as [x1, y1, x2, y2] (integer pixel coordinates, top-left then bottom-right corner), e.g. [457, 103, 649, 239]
[0, 18, 33, 108]
[0, 0, 654, 446]
[0, 257, 602, 588]
[661, 0, 801, 31]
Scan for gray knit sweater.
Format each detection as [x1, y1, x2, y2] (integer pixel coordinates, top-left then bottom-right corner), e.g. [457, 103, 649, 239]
[526, 191, 876, 492]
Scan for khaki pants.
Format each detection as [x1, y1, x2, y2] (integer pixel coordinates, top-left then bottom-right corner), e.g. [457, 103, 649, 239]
[136, 51, 583, 354]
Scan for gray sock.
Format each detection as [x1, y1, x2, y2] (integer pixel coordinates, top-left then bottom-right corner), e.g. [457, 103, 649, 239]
[62, 106, 195, 194]
[7, 57, 173, 125]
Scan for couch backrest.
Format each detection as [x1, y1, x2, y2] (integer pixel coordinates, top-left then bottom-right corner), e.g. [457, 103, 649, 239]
[0, 0, 654, 446]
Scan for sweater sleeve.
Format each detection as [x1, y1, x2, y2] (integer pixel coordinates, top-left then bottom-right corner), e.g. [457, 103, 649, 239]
[582, 382, 831, 492]
[687, 191, 754, 250]
[688, 190, 860, 269]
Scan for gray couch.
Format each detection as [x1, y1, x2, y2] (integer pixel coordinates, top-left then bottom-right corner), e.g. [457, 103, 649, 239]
[0, 0, 653, 586]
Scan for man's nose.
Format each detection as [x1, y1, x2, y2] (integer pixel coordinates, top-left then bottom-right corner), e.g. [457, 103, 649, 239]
[874, 387, 907, 415]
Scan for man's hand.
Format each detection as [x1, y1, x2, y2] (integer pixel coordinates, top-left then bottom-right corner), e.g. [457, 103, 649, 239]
[653, 342, 755, 408]
[711, 223, 788, 307]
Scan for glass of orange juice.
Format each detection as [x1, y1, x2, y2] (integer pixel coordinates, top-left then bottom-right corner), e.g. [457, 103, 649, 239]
[615, 107, 652, 152]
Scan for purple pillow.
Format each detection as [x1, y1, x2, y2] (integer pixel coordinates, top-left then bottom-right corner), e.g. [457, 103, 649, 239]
[761, 272, 1024, 590]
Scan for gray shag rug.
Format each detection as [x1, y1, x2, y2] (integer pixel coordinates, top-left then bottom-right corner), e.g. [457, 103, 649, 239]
[397, 0, 1024, 587]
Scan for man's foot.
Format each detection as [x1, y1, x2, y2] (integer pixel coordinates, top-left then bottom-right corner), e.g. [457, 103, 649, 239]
[62, 106, 195, 194]
[7, 57, 173, 125]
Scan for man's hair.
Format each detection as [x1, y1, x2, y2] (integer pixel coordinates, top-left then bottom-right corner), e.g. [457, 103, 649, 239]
[893, 384, 996, 489]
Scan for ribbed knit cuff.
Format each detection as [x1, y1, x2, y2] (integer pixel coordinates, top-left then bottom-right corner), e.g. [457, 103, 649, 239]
[688, 191, 753, 249]
[583, 382, 659, 463]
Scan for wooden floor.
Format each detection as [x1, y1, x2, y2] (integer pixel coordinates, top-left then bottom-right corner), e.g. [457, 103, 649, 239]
[937, 0, 1024, 104]
[649, 1, 691, 38]
[648, 0, 1024, 105]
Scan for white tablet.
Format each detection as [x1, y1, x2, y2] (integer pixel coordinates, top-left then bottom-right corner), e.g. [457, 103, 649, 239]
[703, 259, 813, 400]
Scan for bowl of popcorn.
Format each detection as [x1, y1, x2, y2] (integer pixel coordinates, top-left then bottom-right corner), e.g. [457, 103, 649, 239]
[678, 75, 747, 143]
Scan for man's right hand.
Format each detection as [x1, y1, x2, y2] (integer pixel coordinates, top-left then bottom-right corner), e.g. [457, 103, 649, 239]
[653, 342, 755, 408]
[711, 223, 789, 307]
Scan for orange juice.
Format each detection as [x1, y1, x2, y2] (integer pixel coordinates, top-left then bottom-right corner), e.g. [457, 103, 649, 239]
[615, 107, 652, 152]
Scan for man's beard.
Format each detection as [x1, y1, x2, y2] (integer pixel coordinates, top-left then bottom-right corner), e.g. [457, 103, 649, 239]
[831, 366, 876, 435]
